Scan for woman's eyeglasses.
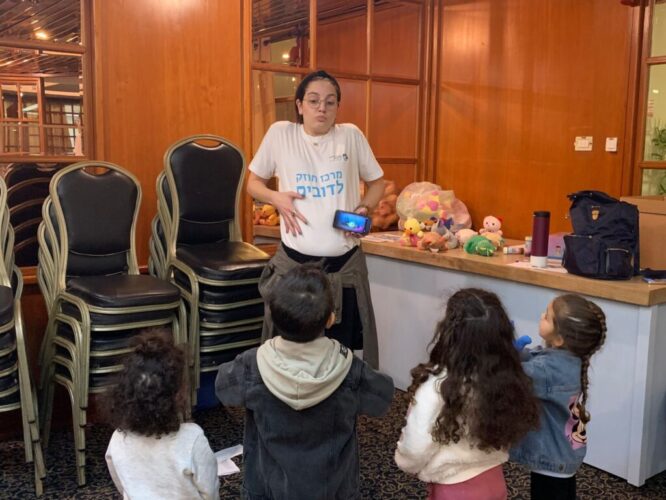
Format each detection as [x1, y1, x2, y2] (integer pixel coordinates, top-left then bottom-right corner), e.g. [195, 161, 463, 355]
[303, 98, 338, 109]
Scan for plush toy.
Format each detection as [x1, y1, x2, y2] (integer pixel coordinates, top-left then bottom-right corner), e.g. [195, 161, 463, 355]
[417, 232, 447, 253]
[483, 231, 504, 249]
[371, 181, 400, 230]
[464, 235, 496, 256]
[257, 204, 280, 226]
[432, 212, 458, 249]
[400, 218, 423, 247]
[479, 215, 503, 236]
[456, 228, 478, 246]
[514, 335, 532, 351]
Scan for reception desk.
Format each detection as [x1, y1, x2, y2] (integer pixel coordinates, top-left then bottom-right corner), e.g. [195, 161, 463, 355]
[362, 235, 666, 487]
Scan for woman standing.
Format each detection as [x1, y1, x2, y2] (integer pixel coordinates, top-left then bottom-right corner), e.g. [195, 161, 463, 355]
[247, 70, 385, 368]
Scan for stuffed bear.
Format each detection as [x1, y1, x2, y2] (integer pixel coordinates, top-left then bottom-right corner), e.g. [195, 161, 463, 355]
[371, 182, 400, 230]
[257, 204, 280, 226]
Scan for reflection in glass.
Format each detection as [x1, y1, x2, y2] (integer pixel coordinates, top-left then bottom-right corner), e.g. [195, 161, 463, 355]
[252, 0, 309, 67]
[651, 0, 666, 57]
[644, 64, 666, 161]
[252, 71, 301, 153]
[0, 0, 81, 44]
[0, 67, 82, 156]
[641, 168, 666, 195]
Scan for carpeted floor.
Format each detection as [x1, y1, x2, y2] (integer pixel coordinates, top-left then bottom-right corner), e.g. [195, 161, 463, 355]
[1, 390, 665, 499]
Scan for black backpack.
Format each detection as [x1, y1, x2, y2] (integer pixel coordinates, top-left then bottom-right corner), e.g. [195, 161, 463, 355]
[562, 191, 640, 280]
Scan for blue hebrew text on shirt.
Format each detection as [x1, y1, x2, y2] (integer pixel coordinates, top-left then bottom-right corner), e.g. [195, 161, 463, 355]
[295, 170, 344, 198]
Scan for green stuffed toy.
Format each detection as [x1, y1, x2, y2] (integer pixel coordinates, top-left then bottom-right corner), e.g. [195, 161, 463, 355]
[464, 235, 496, 257]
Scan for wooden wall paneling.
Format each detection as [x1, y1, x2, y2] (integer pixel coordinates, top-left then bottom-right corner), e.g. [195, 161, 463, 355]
[336, 77, 368, 133]
[369, 81, 419, 158]
[372, 2, 421, 79]
[435, 0, 635, 239]
[92, 0, 244, 264]
[317, 10, 367, 74]
[380, 161, 417, 192]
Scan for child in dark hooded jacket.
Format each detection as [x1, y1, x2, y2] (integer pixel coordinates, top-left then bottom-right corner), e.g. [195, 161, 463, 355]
[216, 263, 394, 500]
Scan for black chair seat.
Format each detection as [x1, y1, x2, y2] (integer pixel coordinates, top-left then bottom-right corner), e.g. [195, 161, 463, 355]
[176, 241, 269, 281]
[0, 286, 14, 326]
[0, 387, 19, 406]
[174, 271, 261, 304]
[61, 302, 175, 326]
[0, 372, 17, 391]
[66, 275, 180, 308]
[0, 330, 15, 350]
[199, 302, 265, 325]
[200, 346, 254, 370]
[0, 351, 17, 371]
[56, 324, 138, 352]
[199, 327, 262, 348]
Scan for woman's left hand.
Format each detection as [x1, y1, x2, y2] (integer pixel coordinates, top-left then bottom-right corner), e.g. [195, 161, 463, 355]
[345, 205, 370, 238]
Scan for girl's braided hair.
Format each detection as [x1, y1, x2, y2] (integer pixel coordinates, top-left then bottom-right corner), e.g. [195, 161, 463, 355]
[552, 294, 606, 424]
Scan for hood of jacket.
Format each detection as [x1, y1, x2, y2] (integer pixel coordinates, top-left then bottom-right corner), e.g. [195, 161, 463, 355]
[256, 336, 353, 411]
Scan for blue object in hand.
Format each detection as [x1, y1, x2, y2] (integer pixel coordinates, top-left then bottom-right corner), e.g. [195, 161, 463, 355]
[514, 335, 532, 351]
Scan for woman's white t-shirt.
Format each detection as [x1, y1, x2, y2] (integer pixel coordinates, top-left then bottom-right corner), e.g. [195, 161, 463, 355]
[250, 121, 383, 257]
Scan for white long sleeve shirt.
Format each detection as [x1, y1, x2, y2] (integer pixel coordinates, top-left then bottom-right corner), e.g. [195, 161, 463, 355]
[395, 372, 508, 485]
[106, 423, 219, 500]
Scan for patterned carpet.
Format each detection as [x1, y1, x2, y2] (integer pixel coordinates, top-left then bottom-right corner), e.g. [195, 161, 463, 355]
[1, 390, 665, 499]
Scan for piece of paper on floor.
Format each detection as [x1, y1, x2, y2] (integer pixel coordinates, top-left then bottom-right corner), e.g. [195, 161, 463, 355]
[217, 458, 240, 476]
[215, 444, 243, 476]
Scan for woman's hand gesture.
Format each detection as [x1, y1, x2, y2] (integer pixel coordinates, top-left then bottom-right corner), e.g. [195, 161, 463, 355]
[273, 191, 308, 235]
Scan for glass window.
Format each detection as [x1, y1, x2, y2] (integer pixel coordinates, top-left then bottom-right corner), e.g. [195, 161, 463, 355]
[641, 168, 666, 195]
[0, 0, 81, 45]
[651, 0, 666, 57]
[252, 0, 309, 67]
[643, 64, 666, 161]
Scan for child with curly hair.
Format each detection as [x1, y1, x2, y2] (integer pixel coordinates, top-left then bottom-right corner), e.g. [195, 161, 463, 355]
[105, 330, 219, 499]
[510, 294, 606, 500]
[395, 288, 540, 500]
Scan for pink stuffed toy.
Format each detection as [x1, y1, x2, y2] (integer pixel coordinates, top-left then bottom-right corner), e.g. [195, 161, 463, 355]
[479, 215, 503, 236]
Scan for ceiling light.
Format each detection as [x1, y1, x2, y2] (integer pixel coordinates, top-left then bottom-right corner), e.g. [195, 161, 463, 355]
[653, 89, 660, 94]
[281, 53, 289, 60]
[35, 30, 50, 40]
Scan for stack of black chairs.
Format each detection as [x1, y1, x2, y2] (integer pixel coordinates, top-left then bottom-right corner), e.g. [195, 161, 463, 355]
[0, 175, 46, 496]
[37, 161, 185, 486]
[149, 135, 269, 404]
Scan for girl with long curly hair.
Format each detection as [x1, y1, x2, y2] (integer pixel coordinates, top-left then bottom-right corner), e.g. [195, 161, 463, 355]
[510, 294, 606, 500]
[395, 288, 540, 500]
[104, 330, 219, 499]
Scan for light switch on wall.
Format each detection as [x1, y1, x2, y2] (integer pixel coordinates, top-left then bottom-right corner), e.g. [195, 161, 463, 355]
[605, 137, 618, 152]
[574, 136, 593, 151]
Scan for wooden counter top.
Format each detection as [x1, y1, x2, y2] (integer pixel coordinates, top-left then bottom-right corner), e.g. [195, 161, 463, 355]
[361, 234, 666, 307]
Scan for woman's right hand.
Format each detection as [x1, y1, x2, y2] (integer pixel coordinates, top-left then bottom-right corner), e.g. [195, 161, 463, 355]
[272, 191, 308, 235]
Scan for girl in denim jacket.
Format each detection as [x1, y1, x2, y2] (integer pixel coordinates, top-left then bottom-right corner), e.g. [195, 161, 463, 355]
[395, 288, 540, 500]
[510, 294, 606, 500]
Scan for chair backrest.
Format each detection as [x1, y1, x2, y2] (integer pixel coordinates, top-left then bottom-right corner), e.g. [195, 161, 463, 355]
[163, 135, 245, 248]
[0, 177, 14, 284]
[50, 162, 141, 281]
